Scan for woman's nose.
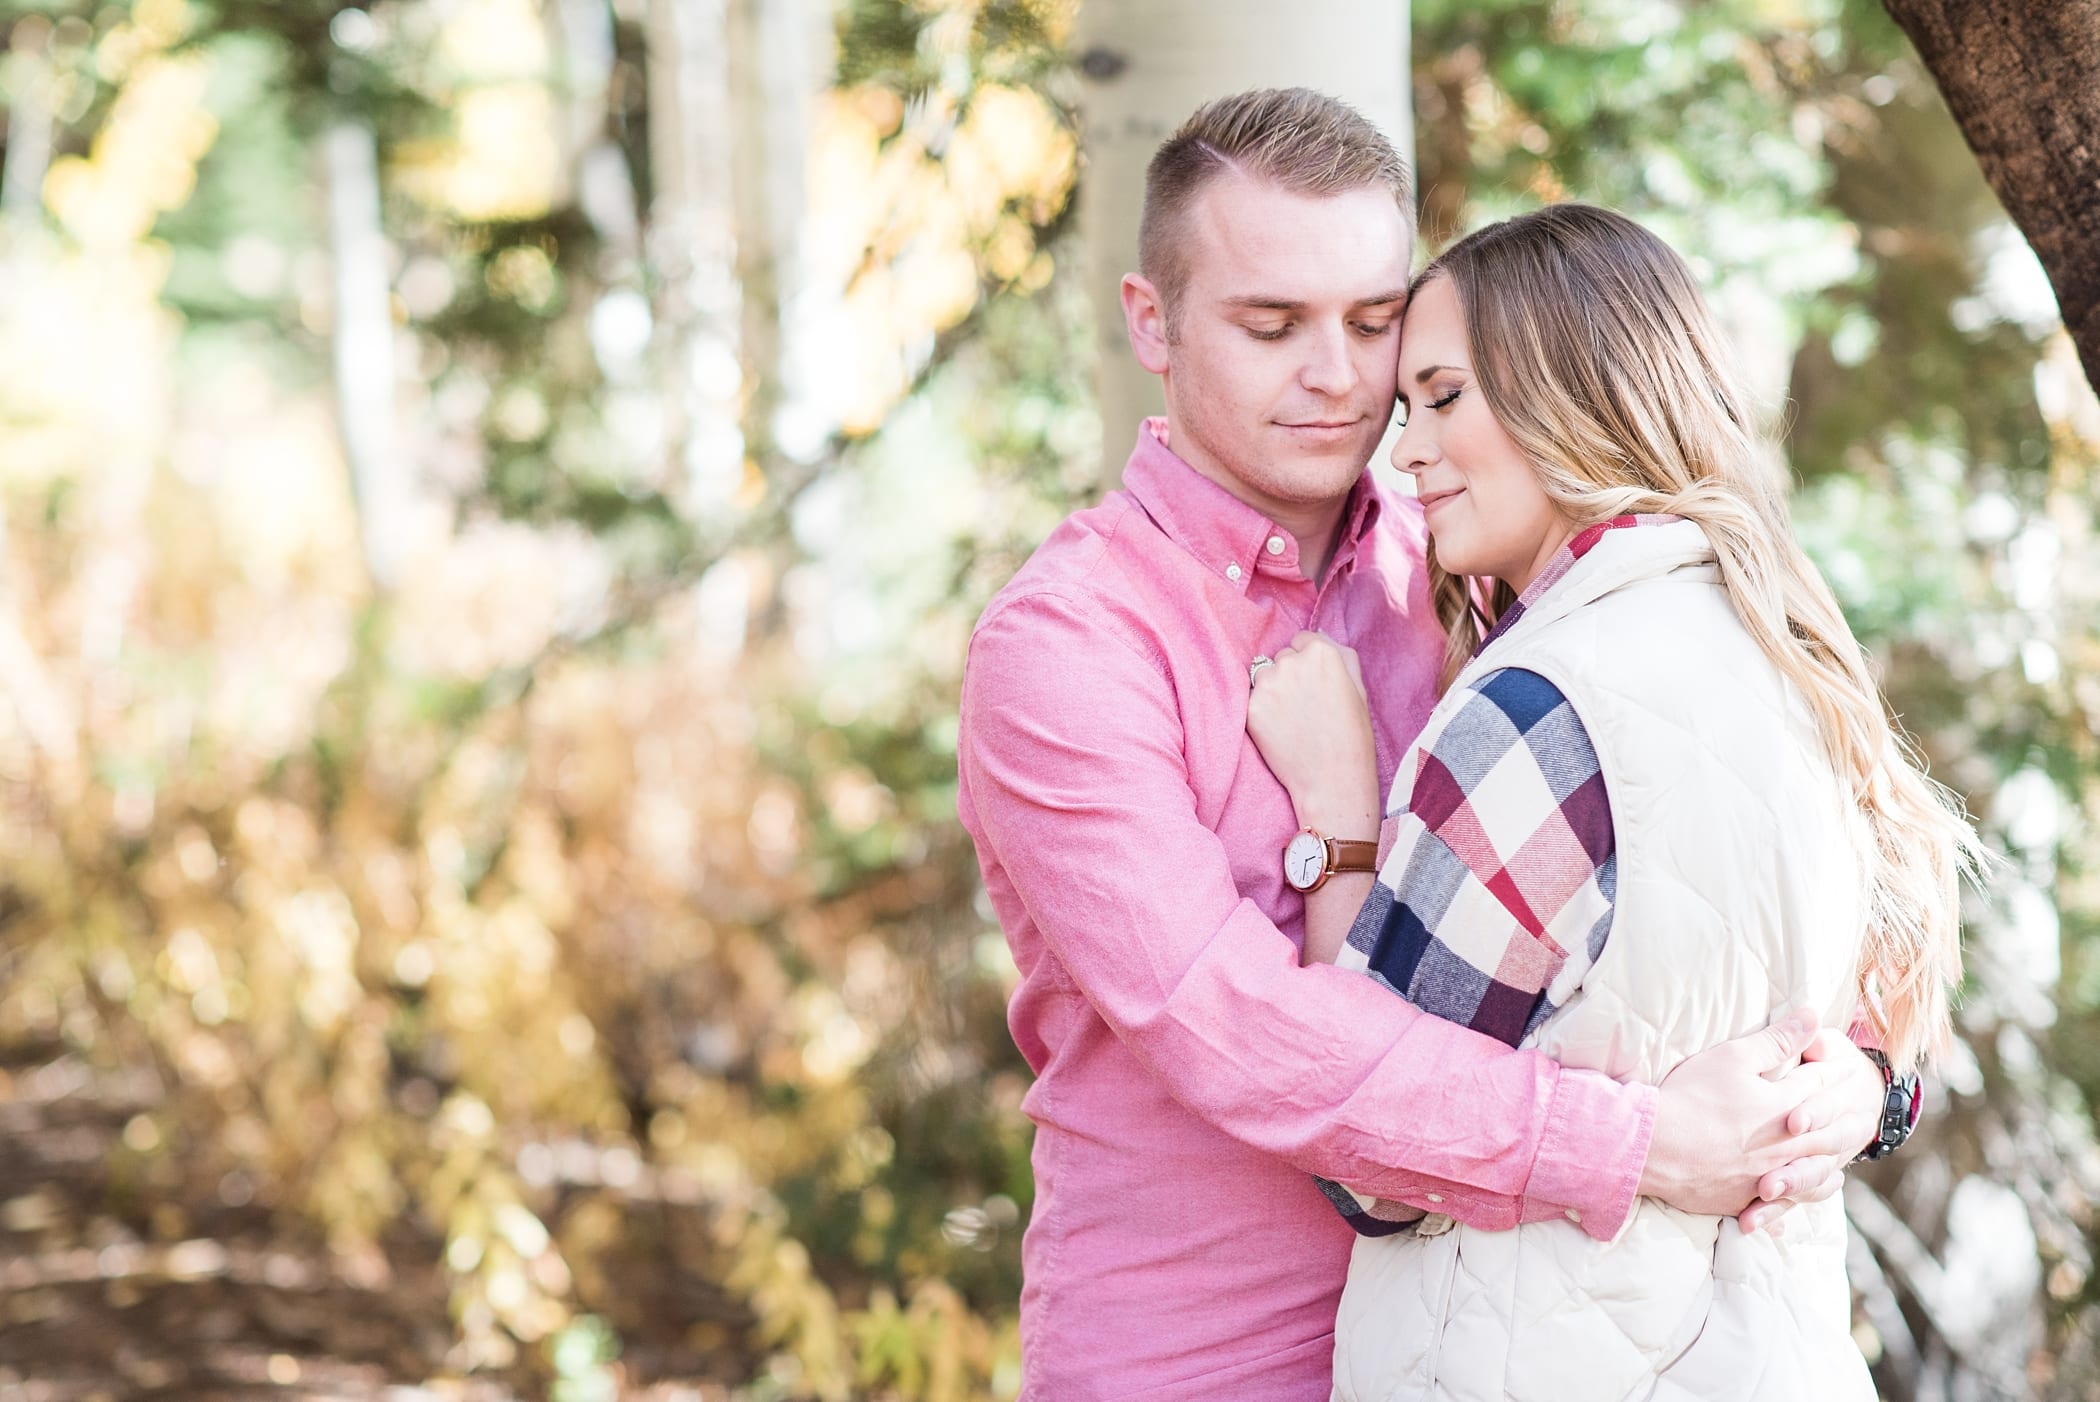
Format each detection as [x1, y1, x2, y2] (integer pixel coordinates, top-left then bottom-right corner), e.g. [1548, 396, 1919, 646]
[1392, 420, 1434, 476]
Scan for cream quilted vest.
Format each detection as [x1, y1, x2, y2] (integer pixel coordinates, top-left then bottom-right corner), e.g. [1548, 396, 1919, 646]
[1331, 520, 1876, 1402]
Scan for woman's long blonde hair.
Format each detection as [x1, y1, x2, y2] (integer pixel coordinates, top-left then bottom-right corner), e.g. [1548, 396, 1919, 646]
[1418, 203, 1975, 1069]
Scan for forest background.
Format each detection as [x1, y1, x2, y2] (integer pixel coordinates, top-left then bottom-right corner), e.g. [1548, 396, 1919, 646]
[0, 0, 2096, 1398]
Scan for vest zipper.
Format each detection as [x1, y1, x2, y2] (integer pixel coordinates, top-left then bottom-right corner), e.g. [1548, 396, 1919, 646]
[1420, 1229, 1463, 1392]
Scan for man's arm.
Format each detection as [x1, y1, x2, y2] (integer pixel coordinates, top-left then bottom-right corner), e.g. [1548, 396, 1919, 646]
[961, 590, 1661, 1239]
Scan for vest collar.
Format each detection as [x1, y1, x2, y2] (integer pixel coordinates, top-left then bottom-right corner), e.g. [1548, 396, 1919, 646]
[1480, 517, 1718, 660]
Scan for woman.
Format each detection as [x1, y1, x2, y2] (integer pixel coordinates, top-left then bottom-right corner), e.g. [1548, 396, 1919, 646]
[1247, 204, 1974, 1401]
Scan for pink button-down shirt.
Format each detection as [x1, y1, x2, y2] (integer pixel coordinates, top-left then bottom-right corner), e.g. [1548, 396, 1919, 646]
[957, 422, 1657, 1401]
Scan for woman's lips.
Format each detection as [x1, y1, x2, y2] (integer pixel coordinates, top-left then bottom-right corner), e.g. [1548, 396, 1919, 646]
[1419, 486, 1465, 512]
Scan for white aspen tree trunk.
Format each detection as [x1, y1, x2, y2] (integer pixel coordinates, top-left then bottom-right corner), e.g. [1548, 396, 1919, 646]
[1074, 1, 1413, 480]
[325, 119, 409, 593]
[551, 0, 645, 270]
[548, 0, 617, 202]
[0, 19, 54, 232]
[645, 0, 740, 504]
[650, 0, 763, 510]
[724, 0, 829, 479]
[557, 0, 641, 268]
[643, 0, 695, 491]
[724, 0, 784, 482]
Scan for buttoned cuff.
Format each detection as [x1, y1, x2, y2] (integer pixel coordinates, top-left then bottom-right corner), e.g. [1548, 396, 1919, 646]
[1521, 1068, 1656, 1242]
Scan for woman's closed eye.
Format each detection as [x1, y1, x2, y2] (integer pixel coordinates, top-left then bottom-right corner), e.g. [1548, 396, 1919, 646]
[1395, 386, 1463, 426]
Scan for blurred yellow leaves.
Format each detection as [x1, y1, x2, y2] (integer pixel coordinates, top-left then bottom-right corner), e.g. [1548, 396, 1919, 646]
[3, 37, 213, 501]
[43, 54, 215, 252]
[393, 0, 561, 221]
[808, 80, 1076, 434]
[274, 888, 363, 1035]
[853, 1279, 1016, 1402]
[435, 87, 563, 221]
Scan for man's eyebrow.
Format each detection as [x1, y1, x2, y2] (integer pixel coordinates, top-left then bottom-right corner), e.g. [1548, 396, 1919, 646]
[1218, 291, 1410, 312]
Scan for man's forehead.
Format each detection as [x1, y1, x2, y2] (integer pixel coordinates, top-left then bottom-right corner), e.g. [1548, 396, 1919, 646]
[1183, 173, 1413, 303]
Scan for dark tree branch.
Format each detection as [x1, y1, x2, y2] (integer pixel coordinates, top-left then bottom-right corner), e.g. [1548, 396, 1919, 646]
[1882, 0, 2100, 390]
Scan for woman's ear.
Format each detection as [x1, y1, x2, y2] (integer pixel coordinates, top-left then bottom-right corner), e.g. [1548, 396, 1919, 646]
[1121, 273, 1173, 375]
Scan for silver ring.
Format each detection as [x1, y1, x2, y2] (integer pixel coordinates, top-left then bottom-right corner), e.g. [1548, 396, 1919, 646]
[1248, 655, 1275, 687]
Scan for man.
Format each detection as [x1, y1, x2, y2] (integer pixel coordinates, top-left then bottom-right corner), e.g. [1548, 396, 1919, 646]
[957, 88, 1899, 1400]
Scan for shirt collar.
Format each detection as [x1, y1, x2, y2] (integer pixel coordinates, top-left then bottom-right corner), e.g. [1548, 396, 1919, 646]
[1119, 418, 1382, 592]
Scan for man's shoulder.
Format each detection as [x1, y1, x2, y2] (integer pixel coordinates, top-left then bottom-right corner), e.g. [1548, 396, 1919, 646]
[974, 489, 1154, 636]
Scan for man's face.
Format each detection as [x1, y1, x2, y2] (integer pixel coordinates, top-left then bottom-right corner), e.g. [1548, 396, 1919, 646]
[1152, 174, 1413, 517]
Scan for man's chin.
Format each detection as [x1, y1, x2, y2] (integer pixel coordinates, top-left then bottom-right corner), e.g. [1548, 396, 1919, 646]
[1273, 436, 1378, 479]
[1265, 464, 1371, 508]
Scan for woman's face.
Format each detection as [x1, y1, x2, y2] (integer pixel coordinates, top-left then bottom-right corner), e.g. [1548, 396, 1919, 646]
[1392, 277, 1575, 594]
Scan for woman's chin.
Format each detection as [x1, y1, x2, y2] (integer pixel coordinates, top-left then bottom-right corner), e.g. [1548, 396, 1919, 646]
[1429, 540, 1482, 576]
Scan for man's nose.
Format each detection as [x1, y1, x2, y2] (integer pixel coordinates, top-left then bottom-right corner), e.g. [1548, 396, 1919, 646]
[1299, 325, 1359, 397]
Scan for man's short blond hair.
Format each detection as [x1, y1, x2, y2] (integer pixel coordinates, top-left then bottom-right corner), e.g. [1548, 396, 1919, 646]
[1139, 87, 1414, 332]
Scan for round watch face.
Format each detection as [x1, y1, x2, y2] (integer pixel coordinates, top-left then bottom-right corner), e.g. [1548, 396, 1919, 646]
[1283, 832, 1327, 891]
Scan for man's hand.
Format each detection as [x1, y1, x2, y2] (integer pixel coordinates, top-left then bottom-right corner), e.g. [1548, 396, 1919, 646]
[1736, 1026, 1884, 1233]
[1638, 1009, 1872, 1221]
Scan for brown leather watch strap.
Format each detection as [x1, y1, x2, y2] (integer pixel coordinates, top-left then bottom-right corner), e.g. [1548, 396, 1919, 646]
[1325, 838, 1378, 874]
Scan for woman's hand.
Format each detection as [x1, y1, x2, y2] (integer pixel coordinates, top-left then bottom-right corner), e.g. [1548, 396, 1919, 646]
[1248, 631, 1380, 840]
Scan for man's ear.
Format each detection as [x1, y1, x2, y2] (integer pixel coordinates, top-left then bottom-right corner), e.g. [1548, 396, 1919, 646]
[1121, 273, 1173, 375]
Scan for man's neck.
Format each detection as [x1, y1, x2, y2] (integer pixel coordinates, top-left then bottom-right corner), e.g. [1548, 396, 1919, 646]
[1277, 505, 1350, 586]
[1160, 421, 1355, 585]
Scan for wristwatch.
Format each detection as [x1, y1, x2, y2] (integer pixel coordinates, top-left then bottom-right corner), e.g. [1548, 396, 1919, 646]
[1282, 828, 1378, 893]
[1854, 1047, 1923, 1162]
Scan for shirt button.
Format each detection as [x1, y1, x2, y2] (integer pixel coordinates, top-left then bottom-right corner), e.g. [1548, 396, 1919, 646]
[1564, 1209, 1582, 1224]
[1266, 535, 1286, 556]
[1425, 1193, 1443, 1204]
[1225, 562, 1243, 582]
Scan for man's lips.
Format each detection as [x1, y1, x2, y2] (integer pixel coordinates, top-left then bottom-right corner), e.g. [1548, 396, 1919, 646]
[1275, 416, 1368, 438]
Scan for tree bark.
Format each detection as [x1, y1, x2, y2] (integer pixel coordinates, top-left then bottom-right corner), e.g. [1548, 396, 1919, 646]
[1882, 0, 2100, 391]
[1073, 1, 1412, 481]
